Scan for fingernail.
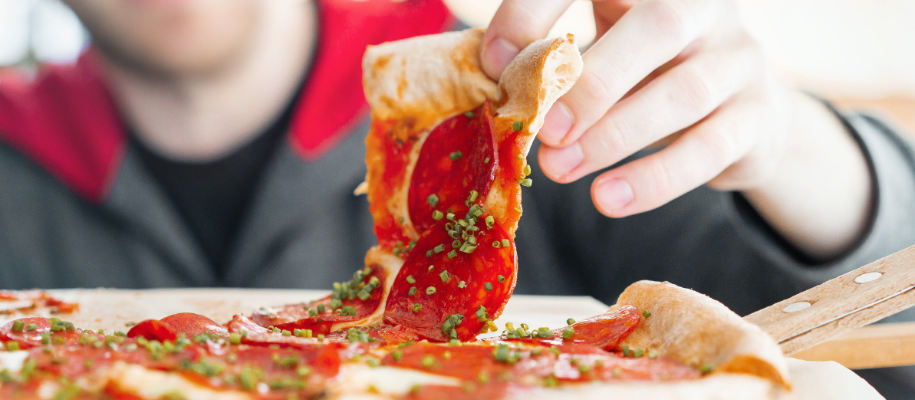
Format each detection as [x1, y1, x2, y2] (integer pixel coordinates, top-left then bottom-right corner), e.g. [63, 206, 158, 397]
[540, 142, 583, 178]
[482, 37, 520, 79]
[539, 101, 574, 145]
[595, 179, 633, 213]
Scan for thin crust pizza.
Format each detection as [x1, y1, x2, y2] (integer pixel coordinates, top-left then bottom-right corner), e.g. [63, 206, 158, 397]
[0, 29, 792, 400]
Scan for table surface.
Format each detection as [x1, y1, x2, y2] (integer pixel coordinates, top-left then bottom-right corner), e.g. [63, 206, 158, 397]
[1, 288, 886, 400]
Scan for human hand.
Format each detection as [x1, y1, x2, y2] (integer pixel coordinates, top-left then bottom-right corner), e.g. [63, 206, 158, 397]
[482, 0, 793, 217]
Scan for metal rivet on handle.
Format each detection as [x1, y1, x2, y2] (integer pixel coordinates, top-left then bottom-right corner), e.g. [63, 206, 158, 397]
[854, 272, 883, 284]
[782, 302, 811, 313]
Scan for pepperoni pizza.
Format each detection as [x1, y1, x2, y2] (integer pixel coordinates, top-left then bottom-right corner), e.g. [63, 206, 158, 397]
[0, 29, 791, 400]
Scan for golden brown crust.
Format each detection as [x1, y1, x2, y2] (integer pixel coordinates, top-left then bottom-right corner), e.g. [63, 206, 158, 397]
[612, 281, 791, 390]
[485, 34, 582, 232]
[362, 29, 499, 139]
[493, 33, 582, 147]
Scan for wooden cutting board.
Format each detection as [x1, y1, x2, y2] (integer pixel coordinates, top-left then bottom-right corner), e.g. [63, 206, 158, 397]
[1, 288, 884, 400]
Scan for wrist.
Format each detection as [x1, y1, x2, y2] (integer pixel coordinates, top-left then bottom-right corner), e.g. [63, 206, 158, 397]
[741, 90, 874, 261]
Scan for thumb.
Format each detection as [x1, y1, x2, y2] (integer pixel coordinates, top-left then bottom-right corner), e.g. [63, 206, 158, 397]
[481, 0, 575, 80]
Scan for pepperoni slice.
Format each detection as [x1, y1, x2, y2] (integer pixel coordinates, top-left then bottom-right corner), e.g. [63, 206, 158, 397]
[384, 217, 517, 342]
[507, 306, 641, 351]
[382, 341, 699, 391]
[561, 306, 641, 350]
[226, 315, 343, 353]
[551, 350, 700, 382]
[126, 319, 177, 341]
[0, 317, 50, 347]
[160, 313, 229, 337]
[408, 101, 498, 234]
[127, 313, 227, 342]
[251, 266, 387, 335]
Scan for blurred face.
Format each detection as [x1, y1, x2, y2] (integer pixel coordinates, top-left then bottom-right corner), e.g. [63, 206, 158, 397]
[63, 0, 259, 76]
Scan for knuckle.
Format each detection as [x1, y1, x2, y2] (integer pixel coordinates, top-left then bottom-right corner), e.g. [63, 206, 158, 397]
[642, 0, 688, 44]
[577, 69, 618, 110]
[673, 66, 714, 114]
[589, 118, 631, 159]
[735, 30, 766, 70]
[697, 126, 737, 166]
[648, 158, 678, 199]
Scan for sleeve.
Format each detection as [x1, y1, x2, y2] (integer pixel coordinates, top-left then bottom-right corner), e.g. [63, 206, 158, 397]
[727, 106, 915, 304]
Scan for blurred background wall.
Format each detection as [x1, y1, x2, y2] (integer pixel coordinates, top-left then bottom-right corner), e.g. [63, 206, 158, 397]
[1, 0, 912, 133]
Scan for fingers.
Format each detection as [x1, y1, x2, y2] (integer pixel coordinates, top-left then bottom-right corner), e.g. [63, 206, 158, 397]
[538, 0, 726, 147]
[539, 31, 762, 183]
[481, 0, 576, 79]
[589, 86, 767, 217]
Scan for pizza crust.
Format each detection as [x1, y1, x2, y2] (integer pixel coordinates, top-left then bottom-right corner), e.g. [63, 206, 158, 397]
[363, 29, 499, 139]
[493, 33, 583, 149]
[485, 34, 582, 229]
[612, 281, 791, 390]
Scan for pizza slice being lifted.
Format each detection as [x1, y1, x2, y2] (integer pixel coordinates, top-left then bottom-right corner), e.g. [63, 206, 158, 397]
[254, 28, 584, 341]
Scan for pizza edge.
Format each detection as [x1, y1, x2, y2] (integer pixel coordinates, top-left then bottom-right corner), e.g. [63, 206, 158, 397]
[614, 281, 791, 390]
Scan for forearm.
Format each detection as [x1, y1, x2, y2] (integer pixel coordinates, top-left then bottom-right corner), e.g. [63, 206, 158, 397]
[742, 90, 874, 261]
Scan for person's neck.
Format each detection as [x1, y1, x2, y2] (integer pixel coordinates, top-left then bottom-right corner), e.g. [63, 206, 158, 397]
[103, 1, 317, 161]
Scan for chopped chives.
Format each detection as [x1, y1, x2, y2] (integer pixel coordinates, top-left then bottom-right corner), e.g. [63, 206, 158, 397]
[512, 121, 523, 132]
[484, 282, 493, 291]
[562, 327, 575, 340]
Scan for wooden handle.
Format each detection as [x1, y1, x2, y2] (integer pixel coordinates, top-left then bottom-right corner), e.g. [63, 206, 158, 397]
[744, 244, 915, 355]
[791, 322, 915, 369]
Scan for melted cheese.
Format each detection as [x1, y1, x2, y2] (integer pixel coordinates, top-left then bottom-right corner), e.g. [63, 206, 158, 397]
[0, 350, 29, 374]
[106, 362, 252, 400]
